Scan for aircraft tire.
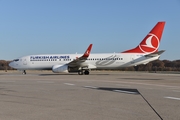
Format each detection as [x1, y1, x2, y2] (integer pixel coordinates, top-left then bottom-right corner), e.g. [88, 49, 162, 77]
[78, 70, 83, 75]
[84, 70, 89, 75]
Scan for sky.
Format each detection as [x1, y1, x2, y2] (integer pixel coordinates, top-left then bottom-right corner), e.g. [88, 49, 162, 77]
[0, 0, 180, 60]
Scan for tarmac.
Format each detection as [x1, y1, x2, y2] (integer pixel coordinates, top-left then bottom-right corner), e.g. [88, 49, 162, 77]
[0, 70, 180, 120]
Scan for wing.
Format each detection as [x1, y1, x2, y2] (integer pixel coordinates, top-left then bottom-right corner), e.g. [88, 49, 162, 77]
[68, 44, 93, 67]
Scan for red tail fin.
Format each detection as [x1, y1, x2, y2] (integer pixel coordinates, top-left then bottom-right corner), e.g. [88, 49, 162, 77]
[122, 22, 165, 54]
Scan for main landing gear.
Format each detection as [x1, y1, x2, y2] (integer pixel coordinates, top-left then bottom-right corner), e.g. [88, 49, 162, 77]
[22, 70, 26, 75]
[78, 70, 89, 75]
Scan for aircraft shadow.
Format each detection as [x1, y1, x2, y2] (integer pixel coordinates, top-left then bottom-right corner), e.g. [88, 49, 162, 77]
[39, 74, 110, 76]
[39, 74, 78, 76]
[87, 86, 163, 119]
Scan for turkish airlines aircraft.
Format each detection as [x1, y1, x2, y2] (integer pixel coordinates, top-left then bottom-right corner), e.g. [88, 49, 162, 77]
[9, 21, 165, 75]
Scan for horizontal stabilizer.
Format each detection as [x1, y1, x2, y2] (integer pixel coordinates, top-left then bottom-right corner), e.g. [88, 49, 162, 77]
[145, 50, 165, 57]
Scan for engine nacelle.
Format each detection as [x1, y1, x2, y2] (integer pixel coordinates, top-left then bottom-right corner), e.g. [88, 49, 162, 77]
[52, 64, 68, 73]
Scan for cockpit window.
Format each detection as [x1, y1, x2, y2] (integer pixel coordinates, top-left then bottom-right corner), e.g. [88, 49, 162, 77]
[13, 59, 19, 62]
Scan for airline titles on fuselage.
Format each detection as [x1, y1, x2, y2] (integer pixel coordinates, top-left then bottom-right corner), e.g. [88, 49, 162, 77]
[30, 55, 70, 61]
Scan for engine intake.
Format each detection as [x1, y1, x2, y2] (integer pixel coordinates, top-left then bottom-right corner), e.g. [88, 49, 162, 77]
[52, 64, 68, 73]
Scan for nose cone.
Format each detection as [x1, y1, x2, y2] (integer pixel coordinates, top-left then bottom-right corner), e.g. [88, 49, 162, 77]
[9, 62, 14, 68]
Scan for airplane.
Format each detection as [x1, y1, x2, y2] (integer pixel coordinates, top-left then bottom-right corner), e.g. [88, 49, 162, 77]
[9, 21, 165, 75]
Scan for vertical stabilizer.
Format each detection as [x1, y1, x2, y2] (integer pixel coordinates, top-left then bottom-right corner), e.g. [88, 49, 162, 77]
[122, 22, 165, 54]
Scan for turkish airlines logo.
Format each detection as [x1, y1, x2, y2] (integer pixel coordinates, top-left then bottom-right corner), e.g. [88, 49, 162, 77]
[139, 33, 159, 53]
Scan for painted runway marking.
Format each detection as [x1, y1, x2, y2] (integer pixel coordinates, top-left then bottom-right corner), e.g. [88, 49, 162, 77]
[113, 90, 138, 94]
[72, 79, 180, 89]
[64, 83, 75, 86]
[84, 86, 98, 89]
[164, 97, 180, 101]
[118, 81, 180, 89]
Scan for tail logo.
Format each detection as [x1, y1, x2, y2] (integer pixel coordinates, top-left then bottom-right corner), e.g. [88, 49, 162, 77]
[139, 33, 159, 53]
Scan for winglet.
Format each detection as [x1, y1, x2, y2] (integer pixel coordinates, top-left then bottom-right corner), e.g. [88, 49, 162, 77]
[82, 44, 93, 58]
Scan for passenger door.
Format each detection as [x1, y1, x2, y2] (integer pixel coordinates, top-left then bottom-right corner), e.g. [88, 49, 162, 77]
[23, 59, 27, 65]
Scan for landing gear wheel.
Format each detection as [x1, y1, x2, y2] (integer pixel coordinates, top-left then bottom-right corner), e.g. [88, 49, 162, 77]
[84, 70, 89, 75]
[22, 70, 26, 75]
[78, 70, 83, 75]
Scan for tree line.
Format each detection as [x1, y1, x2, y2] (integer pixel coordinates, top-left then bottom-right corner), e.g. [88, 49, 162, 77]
[0, 60, 14, 71]
[120, 60, 180, 71]
[0, 60, 180, 71]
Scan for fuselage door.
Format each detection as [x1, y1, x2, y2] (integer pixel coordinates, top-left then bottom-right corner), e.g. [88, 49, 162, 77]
[23, 59, 27, 65]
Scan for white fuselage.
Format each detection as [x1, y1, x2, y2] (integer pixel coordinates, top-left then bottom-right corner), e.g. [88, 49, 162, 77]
[9, 53, 160, 71]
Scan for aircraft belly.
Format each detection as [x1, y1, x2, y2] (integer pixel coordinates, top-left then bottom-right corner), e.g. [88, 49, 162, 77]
[25, 61, 61, 70]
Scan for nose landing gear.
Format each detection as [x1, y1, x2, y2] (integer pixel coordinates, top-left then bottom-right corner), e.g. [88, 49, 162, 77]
[22, 70, 26, 75]
[84, 70, 89, 75]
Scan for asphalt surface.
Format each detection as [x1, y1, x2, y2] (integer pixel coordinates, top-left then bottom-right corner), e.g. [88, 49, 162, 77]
[0, 70, 180, 120]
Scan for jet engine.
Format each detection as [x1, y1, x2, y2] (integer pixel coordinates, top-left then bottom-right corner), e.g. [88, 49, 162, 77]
[52, 64, 68, 73]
